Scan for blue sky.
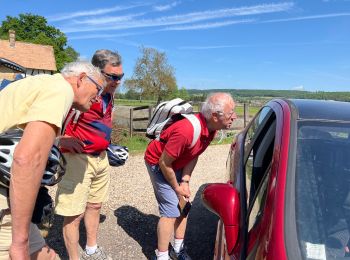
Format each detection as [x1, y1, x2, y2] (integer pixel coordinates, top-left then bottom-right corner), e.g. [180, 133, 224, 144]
[1, 0, 350, 92]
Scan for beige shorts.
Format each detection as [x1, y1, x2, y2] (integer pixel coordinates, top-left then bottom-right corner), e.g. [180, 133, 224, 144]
[55, 151, 110, 216]
[0, 187, 46, 259]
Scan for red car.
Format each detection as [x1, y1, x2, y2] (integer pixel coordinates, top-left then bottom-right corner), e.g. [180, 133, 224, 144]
[202, 99, 350, 260]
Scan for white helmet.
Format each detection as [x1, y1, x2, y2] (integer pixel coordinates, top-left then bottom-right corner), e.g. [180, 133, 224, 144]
[0, 129, 66, 188]
[107, 144, 129, 167]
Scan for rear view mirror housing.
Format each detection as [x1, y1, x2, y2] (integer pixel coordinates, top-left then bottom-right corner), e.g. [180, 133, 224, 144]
[202, 183, 240, 254]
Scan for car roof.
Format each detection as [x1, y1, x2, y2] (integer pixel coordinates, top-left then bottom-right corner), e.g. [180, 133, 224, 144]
[283, 99, 350, 121]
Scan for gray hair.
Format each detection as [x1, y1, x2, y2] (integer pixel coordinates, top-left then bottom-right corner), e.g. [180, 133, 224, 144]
[91, 49, 122, 69]
[61, 61, 103, 80]
[201, 92, 234, 120]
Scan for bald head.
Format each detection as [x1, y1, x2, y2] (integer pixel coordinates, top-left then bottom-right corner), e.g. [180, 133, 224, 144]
[201, 92, 235, 119]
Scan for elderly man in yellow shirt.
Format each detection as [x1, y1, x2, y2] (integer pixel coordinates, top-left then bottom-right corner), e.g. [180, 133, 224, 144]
[0, 61, 105, 260]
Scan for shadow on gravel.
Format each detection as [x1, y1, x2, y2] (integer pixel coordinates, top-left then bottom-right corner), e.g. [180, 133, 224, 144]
[114, 183, 219, 260]
[114, 206, 159, 259]
[46, 214, 106, 259]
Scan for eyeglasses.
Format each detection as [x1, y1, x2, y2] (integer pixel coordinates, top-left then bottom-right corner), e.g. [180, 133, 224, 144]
[216, 110, 237, 119]
[86, 75, 104, 96]
[102, 71, 124, 82]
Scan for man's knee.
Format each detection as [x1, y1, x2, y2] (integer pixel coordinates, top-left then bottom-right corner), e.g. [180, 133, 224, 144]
[86, 202, 102, 211]
[63, 213, 84, 227]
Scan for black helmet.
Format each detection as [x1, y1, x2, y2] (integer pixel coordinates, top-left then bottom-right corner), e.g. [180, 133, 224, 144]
[107, 144, 129, 167]
[0, 129, 66, 188]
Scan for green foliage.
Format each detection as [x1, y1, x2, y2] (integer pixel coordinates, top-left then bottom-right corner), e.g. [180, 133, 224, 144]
[167, 87, 190, 100]
[115, 99, 156, 107]
[0, 13, 79, 71]
[124, 47, 177, 103]
[187, 88, 350, 103]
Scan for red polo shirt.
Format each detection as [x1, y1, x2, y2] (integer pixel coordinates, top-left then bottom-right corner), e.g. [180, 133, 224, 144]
[144, 113, 216, 170]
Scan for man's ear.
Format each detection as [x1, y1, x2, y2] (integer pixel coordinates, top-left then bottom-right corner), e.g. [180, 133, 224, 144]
[212, 112, 219, 123]
[77, 72, 86, 89]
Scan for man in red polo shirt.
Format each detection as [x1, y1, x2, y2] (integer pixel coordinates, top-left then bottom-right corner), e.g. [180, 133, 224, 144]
[145, 92, 236, 260]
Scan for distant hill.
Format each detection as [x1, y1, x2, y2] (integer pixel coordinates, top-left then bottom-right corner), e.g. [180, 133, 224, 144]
[187, 89, 350, 103]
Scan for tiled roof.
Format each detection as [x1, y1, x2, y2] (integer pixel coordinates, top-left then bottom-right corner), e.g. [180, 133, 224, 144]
[0, 39, 57, 71]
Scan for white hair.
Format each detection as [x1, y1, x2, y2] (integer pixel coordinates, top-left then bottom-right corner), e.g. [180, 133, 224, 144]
[201, 92, 234, 120]
[61, 61, 103, 80]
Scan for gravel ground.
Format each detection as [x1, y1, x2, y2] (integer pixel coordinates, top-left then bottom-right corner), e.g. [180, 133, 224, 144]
[46, 144, 231, 260]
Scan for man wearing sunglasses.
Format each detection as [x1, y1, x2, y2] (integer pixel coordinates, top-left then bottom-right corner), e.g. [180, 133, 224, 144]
[56, 49, 123, 260]
[0, 61, 104, 260]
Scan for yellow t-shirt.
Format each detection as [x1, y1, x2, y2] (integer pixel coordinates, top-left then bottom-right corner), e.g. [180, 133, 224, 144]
[0, 73, 74, 134]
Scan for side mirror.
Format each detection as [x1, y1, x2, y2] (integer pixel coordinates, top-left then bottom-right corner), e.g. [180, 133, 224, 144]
[202, 183, 240, 254]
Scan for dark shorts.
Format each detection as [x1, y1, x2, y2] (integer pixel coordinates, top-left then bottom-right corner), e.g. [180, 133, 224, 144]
[145, 162, 182, 218]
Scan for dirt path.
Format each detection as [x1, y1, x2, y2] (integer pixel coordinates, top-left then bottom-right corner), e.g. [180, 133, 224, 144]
[47, 144, 231, 260]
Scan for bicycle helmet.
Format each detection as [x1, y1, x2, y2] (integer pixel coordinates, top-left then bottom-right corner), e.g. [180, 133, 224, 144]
[0, 129, 66, 187]
[107, 144, 129, 167]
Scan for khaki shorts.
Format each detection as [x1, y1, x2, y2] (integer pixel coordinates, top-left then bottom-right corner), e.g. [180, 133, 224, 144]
[0, 187, 45, 259]
[55, 152, 110, 216]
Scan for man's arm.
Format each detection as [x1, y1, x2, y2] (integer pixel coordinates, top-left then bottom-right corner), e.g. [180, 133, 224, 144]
[9, 121, 57, 259]
[179, 157, 198, 199]
[181, 157, 198, 182]
[58, 135, 85, 153]
[159, 151, 190, 197]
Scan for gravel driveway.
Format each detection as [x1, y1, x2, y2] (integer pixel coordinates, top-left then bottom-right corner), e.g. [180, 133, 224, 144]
[46, 144, 231, 260]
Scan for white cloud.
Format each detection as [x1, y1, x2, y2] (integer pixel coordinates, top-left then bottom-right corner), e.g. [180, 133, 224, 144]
[162, 19, 254, 30]
[47, 3, 151, 22]
[154, 1, 181, 12]
[60, 2, 294, 33]
[262, 12, 350, 23]
[291, 85, 304, 91]
[73, 13, 145, 25]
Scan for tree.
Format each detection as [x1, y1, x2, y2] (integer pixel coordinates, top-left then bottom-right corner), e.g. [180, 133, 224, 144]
[124, 47, 177, 103]
[0, 13, 79, 71]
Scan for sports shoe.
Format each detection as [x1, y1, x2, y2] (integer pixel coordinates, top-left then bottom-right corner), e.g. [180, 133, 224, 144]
[169, 244, 192, 260]
[80, 246, 112, 260]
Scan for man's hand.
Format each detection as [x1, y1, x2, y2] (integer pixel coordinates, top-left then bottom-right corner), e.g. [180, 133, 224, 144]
[175, 183, 191, 198]
[59, 136, 85, 153]
[9, 242, 30, 260]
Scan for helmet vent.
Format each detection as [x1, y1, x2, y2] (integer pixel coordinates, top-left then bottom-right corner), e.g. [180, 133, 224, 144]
[0, 149, 10, 154]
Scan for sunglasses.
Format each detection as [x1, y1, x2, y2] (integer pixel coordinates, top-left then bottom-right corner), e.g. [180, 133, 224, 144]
[86, 75, 104, 96]
[102, 71, 124, 82]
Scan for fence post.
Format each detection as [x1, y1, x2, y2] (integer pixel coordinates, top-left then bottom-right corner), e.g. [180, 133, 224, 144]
[129, 108, 133, 137]
[243, 103, 249, 127]
[148, 105, 152, 120]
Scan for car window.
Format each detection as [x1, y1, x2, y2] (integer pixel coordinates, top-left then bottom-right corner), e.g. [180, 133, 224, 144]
[248, 165, 271, 231]
[244, 107, 275, 205]
[295, 121, 350, 259]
